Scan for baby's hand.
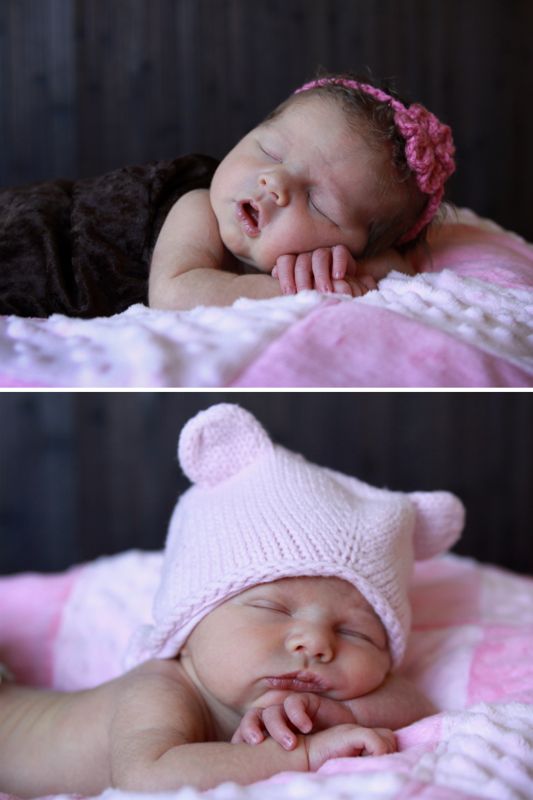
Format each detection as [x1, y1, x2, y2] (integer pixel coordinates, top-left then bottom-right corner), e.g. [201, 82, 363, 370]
[232, 693, 356, 751]
[272, 245, 377, 297]
[305, 724, 396, 771]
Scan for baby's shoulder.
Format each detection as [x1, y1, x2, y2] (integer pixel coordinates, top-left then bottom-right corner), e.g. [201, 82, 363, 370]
[153, 185, 223, 266]
[122, 658, 191, 693]
[172, 186, 212, 215]
[121, 659, 203, 712]
[112, 659, 210, 739]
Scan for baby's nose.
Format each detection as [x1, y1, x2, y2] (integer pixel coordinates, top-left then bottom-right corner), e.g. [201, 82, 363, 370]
[258, 172, 289, 206]
[286, 626, 334, 663]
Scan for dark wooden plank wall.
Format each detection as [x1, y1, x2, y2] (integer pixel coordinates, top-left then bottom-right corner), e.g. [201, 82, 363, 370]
[1, 392, 532, 576]
[0, 0, 532, 241]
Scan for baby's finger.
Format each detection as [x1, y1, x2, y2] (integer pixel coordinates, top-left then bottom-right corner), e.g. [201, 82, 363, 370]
[331, 244, 353, 280]
[344, 276, 377, 297]
[307, 724, 395, 771]
[231, 709, 265, 745]
[262, 705, 298, 750]
[283, 694, 314, 734]
[374, 728, 397, 753]
[358, 274, 378, 292]
[332, 278, 354, 296]
[311, 248, 333, 293]
[275, 255, 297, 295]
[356, 727, 396, 756]
[294, 253, 314, 292]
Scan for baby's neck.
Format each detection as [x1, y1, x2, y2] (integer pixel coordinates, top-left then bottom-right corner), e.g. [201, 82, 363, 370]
[177, 658, 241, 742]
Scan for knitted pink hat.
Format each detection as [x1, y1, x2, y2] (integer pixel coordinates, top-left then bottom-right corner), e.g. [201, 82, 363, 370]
[127, 404, 464, 668]
[295, 77, 456, 244]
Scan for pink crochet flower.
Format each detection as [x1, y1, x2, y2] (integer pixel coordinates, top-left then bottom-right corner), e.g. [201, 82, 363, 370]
[394, 104, 455, 195]
[295, 78, 456, 243]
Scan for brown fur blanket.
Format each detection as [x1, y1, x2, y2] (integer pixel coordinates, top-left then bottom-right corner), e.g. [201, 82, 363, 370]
[0, 154, 217, 318]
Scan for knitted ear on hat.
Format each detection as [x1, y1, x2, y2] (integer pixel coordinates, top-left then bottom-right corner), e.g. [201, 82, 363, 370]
[178, 403, 273, 487]
[408, 491, 465, 560]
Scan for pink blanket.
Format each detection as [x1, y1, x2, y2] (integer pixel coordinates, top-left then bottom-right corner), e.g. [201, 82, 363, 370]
[1, 552, 532, 799]
[0, 208, 532, 388]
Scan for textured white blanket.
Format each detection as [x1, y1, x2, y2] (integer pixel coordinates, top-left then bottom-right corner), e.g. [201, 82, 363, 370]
[1, 269, 532, 387]
[0, 291, 323, 387]
[363, 270, 533, 373]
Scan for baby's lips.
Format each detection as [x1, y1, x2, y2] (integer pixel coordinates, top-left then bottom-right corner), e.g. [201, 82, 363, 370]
[235, 199, 262, 236]
[265, 671, 331, 693]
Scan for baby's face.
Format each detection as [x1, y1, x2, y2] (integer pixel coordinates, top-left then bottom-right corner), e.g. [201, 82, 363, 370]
[209, 94, 400, 271]
[180, 576, 391, 716]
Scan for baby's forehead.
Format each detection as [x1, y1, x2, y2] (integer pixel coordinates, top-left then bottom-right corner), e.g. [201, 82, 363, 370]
[245, 575, 373, 611]
[260, 95, 368, 160]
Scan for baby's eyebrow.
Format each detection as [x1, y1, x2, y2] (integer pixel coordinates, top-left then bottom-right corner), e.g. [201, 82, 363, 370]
[243, 584, 280, 599]
[345, 602, 382, 624]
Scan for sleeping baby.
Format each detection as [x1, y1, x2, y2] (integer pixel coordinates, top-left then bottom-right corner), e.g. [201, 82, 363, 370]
[0, 72, 455, 318]
[0, 403, 464, 795]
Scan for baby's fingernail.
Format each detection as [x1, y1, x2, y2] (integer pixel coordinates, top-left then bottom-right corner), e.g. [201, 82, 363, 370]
[283, 735, 294, 749]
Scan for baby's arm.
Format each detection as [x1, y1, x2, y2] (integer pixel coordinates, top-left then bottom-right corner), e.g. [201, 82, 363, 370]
[149, 189, 282, 310]
[110, 663, 393, 791]
[115, 724, 393, 791]
[342, 674, 436, 730]
[0, 681, 114, 797]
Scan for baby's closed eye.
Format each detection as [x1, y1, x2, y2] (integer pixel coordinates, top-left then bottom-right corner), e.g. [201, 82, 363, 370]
[248, 601, 290, 616]
[336, 627, 373, 642]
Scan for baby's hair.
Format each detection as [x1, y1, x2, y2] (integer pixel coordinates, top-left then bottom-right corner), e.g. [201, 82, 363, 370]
[265, 70, 455, 257]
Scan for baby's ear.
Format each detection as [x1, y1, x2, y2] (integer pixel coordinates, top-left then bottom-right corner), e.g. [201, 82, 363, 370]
[408, 491, 465, 560]
[178, 403, 273, 487]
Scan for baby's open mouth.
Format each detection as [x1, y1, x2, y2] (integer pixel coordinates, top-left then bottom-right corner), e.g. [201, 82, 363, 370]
[236, 200, 261, 237]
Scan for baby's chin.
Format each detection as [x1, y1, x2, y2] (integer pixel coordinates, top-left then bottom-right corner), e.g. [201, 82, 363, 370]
[220, 226, 277, 274]
[228, 249, 274, 275]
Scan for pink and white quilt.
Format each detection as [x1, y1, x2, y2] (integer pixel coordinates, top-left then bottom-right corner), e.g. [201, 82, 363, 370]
[0, 208, 532, 387]
[1, 551, 532, 799]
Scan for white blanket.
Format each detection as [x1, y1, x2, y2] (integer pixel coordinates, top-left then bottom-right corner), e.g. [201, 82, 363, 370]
[0, 270, 531, 388]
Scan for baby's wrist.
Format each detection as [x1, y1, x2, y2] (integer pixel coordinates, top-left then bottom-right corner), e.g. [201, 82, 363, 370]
[296, 734, 311, 772]
[261, 732, 309, 773]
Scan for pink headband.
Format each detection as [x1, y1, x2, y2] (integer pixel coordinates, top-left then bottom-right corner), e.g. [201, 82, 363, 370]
[295, 78, 456, 244]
